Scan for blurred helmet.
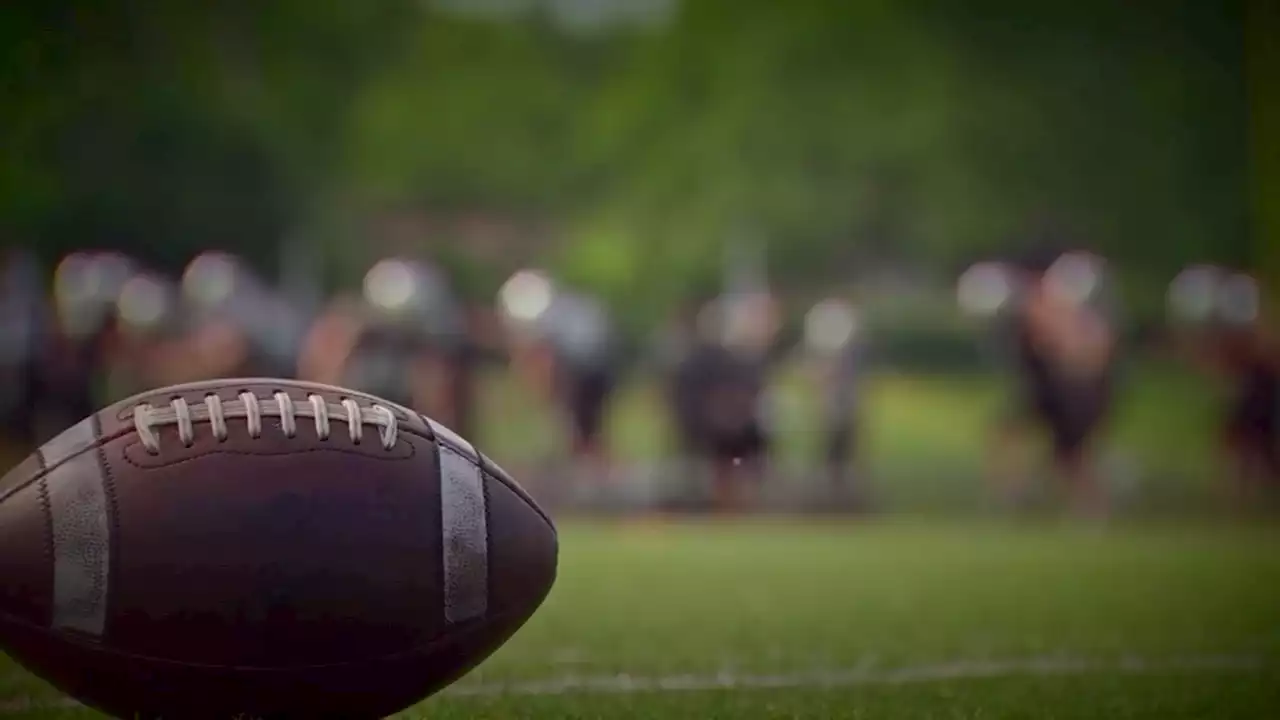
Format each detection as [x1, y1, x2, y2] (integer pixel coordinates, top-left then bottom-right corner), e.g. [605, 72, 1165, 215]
[956, 261, 1016, 317]
[363, 258, 463, 340]
[54, 252, 138, 339]
[181, 251, 250, 313]
[700, 290, 779, 357]
[1044, 251, 1106, 307]
[804, 298, 860, 355]
[496, 268, 556, 339]
[116, 272, 181, 336]
[1167, 265, 1224, 324]
[183, 251, 310, 367]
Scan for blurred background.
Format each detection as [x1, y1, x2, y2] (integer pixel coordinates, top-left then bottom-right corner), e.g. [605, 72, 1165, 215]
[1, 0, 1277, 518]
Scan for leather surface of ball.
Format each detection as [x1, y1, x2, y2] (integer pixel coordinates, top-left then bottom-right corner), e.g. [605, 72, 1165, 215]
[0, 378, 558, 719]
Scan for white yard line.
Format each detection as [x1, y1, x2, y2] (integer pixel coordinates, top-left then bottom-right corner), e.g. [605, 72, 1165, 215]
[442, 653, 1269, 697]
[0, 654, 1270, 714]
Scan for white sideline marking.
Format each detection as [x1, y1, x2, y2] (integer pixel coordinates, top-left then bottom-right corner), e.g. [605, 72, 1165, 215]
[440, 654, 1268, 697]
[0, 654, 1268, 714]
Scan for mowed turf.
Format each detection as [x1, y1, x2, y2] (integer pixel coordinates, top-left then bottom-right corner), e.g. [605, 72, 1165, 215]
[480, 361, 1226, 513]
[2, 519, 1277, 719]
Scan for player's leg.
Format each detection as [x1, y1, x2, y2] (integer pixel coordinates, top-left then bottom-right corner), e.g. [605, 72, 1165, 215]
[1263, 428, 1280, 491]
[825, 415, 851, 484]
[1221, 422, 1261, 509]
[1219, 374, 1278, 507]
[567, 369, 615, 483]
[986, 396, 1040, 509]
[710, 422, 767, 514]
[707, 436, 740, 513]
[1050, 387, 1111, 519]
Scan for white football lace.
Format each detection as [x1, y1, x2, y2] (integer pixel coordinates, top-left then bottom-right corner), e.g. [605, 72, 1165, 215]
[132, 392, 399, 453]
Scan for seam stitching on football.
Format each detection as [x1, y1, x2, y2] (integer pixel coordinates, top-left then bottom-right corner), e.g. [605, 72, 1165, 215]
[0, 441, 121, 507]
[36, 477, 53, 568]
[113, 379, 421, 425]
[132, 393, 399, 454]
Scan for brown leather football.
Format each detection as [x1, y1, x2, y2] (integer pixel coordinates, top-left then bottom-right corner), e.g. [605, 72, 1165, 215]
[0, 378, 558, 719]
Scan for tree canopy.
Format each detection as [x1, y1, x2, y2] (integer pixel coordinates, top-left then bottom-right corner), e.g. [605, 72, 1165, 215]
[0, 0, 1253, 319]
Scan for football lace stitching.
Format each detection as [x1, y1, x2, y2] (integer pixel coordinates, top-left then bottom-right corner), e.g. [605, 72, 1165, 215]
[132, 392, 398, 453]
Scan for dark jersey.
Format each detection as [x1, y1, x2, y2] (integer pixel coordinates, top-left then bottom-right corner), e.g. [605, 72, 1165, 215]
[1220, 339, 1279, 438]
[339, 327, 428, 411]
[676, 342, 767, 439]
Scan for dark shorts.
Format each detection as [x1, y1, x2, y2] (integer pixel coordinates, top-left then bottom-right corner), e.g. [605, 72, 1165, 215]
[672, 405, 770, 466]
[561, 367, 615, 446]
[1007, 376, 1112, 464]
[1223, 381, 1279, 476]
[704, 422, 769, 465]
[825, 416, 857, 467]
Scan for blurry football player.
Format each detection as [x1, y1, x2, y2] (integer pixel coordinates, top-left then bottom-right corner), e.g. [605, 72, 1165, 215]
[1168, 268, 1278, 501]
[803, 296, 869, 502]
[669, 289, 781, 511]
[300, 258, 473, 433]
[496, 269, 559, 423]
[0, 250, 47, 452]
[180, 252, 312, 380]
[20, 252, 143, 444]
[109, 269, 209, 394]
[967, 249, 1119, 516]
[658, 296, 709, 470]
[497, 270, 620, 484]
[545, 291, 620, 481]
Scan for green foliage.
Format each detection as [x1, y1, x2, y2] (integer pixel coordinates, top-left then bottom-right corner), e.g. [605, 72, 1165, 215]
[0, 0, 1253, 318]
[0, 0, 418, 273]
[344, 15, 589, 211]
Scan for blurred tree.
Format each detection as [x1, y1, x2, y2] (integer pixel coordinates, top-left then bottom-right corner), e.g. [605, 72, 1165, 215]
[1247, 0, 1279, 309]
[0, 0, 417, 274]
[563, 0, 1248, 312]
[0, 0, 1251, 329]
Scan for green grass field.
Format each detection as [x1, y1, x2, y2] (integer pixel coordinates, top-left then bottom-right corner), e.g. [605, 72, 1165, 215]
[2, 364, 1275, 718]
[1, 520, 1277, 718]
[480, 361, 1227, 513]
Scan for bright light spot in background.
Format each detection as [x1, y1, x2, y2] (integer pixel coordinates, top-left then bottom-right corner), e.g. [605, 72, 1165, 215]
[54, 253, 96, 308]
[1217, 273, 1259, 325]
[55, 252, 138, 337]
[182, 252, 239, 309]
[1167, 265, 1223, 323]
[709, 292, 779, 353]
[957, 262, 1014, 317]
[86, 253, 135, 300]
[498, 269, 555, 324]
[804, 298, 859, 354]
[54, 253, 100, 338]
[117, 275, 171, 330]
[1046, 251, 1103, 306]
[363, 259, 419, 313]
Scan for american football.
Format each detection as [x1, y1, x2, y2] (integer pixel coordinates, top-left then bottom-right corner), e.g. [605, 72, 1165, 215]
[2, 3, 1278, 719]
[0, 378, 558, 720]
